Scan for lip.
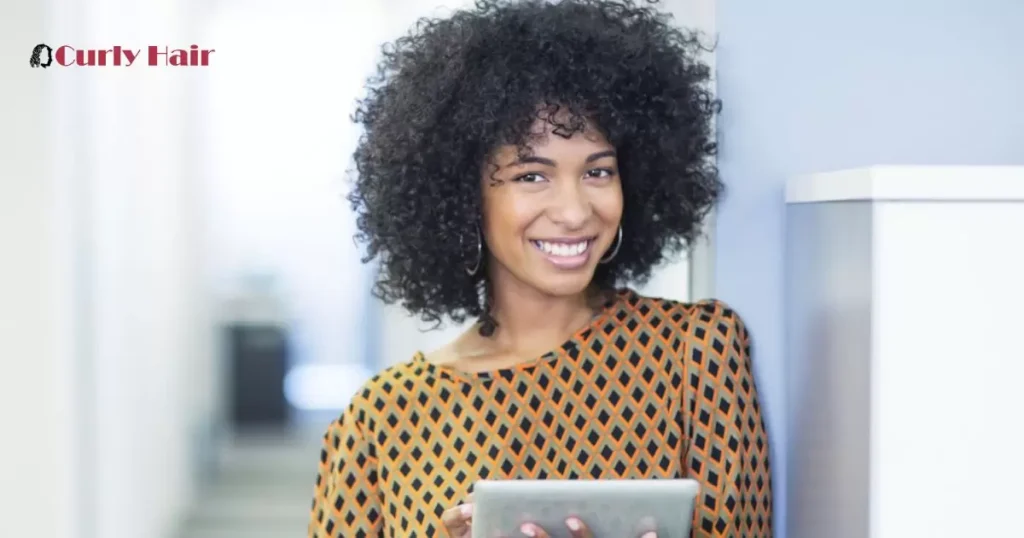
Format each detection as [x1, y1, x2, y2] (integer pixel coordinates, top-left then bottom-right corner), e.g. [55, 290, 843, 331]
[530, 237, 596, 270]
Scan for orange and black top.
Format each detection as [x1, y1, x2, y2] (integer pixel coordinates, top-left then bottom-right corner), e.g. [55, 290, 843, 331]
[308, 290, 773, 537]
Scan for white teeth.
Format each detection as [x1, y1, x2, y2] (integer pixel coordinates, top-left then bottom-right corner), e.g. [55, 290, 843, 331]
[535, 240, 590, 257]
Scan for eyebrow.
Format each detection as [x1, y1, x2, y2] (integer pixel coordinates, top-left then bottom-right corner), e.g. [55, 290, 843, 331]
[511, 149, 617, 167]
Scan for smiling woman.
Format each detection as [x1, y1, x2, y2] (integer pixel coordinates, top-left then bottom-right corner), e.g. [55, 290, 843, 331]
[307, 0, 774, 537]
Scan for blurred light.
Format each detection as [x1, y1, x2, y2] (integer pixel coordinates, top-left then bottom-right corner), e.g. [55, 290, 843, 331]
[284, 363, 372, 411]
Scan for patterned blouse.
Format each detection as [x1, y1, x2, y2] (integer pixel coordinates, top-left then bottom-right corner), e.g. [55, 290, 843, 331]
[308, 289, 773, 537]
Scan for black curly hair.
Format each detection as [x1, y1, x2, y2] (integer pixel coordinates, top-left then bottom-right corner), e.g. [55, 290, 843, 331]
[348, 0, 722, 333]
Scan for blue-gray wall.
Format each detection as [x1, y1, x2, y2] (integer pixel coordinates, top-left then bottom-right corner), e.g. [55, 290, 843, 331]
[714, 1, 1024, 535]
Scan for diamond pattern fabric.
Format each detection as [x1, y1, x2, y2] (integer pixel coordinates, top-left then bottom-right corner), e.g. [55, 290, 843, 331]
[308, 290, 772, 537]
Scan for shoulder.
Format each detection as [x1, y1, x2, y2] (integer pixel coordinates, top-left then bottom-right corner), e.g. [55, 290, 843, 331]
[339, 358, 433, 425]
[685, 298, 751, 346]
[624, 294, 756, 393]
[624, 291, 751, 347]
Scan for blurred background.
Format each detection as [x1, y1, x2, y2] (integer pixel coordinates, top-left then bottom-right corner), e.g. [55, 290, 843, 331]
[6, 0, 1022, 536]
[2, 1, 711, 537]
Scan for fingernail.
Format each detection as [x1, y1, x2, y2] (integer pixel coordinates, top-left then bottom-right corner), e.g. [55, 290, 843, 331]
[520, 523, 536, 537]
[641, 532, 657, 538]
[460, 504, 472, 517]
[566, 518, 581, 531]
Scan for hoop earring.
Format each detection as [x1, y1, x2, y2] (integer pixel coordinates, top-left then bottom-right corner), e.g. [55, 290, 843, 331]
[465, 227, 482, 276]
[599, 225, 622, 264]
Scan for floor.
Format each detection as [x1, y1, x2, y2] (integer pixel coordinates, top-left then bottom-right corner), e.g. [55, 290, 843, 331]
[178, 428, 324, 538]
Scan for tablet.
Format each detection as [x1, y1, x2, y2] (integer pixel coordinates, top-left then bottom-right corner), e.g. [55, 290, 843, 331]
[471, 479, 700, 538]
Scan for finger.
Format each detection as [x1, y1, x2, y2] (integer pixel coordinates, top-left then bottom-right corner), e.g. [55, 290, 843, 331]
[440, 503, 472, 525]
[637, 533, 657, 538]
[440, 503, 474, 534]
[519, 522, 551, 538]
[565, 517, 594, 538]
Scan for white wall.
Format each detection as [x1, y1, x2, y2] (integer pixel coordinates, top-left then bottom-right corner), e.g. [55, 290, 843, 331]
[0, 2, 83, 537]
[82, 1, 215, 535]
[638, 0, 715, 303]
[2, 1, 217, 537]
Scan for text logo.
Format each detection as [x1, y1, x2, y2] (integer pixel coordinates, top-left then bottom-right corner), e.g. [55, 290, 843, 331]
[29, 44, 215, 67]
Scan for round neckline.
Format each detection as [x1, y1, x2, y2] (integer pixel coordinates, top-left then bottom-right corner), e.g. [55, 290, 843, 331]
[412, 288, 634, 382]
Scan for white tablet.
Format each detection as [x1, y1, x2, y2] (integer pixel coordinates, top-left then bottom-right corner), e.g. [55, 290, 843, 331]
[471, 479, 700, 538]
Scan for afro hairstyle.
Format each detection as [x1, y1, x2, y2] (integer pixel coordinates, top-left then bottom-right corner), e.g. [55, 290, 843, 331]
[348, 0, 722, 330]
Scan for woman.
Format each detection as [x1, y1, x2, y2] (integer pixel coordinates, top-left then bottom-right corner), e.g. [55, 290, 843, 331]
[308, 0, 773, 536]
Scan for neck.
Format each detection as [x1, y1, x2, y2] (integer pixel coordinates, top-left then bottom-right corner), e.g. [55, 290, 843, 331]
[483, 273, 597, 355]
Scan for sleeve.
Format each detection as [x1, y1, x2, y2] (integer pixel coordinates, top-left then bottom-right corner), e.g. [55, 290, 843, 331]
[308, 405, 384, 538]
[684, 302, 773, 537]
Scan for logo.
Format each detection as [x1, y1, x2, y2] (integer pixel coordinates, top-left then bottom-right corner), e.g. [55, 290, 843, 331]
[29, 43, 215, 67]
[30, 43, 53, 68]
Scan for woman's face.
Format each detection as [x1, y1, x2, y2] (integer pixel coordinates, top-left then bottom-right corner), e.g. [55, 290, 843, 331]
[480, 119, 624, 299]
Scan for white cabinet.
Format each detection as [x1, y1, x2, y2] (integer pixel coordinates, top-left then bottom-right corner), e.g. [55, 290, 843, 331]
[784, 166, 1024, 538]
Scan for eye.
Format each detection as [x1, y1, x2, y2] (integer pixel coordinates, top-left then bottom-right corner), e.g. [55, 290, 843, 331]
[586, 168, 616, 179]
[513, 172, 547, 183]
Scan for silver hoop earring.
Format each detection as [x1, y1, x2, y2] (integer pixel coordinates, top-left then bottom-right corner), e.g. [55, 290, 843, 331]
[599, 225, 623, 264]
[465, 227, 482, 276]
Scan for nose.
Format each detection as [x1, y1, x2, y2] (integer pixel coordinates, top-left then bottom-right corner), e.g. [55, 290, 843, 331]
[547, 180, 593, 229]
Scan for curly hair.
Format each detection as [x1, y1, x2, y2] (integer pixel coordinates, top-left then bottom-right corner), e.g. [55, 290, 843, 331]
[348, 0, 722, 330]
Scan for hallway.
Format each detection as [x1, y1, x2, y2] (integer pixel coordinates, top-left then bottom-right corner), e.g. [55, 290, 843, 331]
[179, 431, 322, 538]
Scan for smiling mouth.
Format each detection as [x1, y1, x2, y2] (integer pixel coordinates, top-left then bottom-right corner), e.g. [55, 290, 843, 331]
[530, 238, 596, 269]
[531, 239, 593, 256]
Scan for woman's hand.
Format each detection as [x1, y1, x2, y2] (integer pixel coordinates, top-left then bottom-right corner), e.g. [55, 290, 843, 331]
[441, 494, 474, 538]
[519, 518, 656, 538]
